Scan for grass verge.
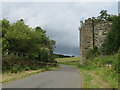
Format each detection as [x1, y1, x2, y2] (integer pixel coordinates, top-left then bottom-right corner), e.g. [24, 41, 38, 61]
[56, 57, 118, 88]
[2, 65, 61, 83]
[78, 66, 118, 88]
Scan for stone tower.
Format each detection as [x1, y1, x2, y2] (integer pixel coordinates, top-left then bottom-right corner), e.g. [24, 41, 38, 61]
[79, 18, 112, 64]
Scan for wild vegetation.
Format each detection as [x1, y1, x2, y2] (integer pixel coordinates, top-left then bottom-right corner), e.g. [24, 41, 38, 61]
[2, 65, 59, 83]
[85, 10, 120, 72]
[83, 10, 119, 88]
[57, 10, 119, 88]
[1, 19, 57, 73]
[56, 55, 118, 88]
[102, 15, 120, 55]
[1, 10, 119, 88]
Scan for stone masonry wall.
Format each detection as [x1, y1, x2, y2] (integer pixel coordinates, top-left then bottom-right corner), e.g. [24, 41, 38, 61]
[79, 18, 112, 64]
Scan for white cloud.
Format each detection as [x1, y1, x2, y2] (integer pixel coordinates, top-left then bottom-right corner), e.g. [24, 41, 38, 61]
[1, 0, 119, 2]
[2, 2, 118, 56]
[0, 3, 2, 20]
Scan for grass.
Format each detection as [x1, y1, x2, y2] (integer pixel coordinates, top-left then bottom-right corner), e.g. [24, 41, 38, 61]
[56, 56, 118, 88]
[79, 67, 118, 88]
[56, 57, 80, 65]
[2, 65, 61, 83]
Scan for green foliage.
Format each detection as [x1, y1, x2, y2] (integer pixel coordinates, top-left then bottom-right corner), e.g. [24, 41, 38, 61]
[107, 15, 118, 21]
[24, 66, 30, 71]
[37, 49, 49, 62]
[48, 54, 57, 63]
[83, 52, 119, 74]
[96, 54, 118, 72]
[59, 56, 118, 88]
[97, 10, 110, 20]
[2, 19, 56, 72]
[102, 16, 120, 55]
[78, 10, 119, 88]
[78, 53, 118, 88]
[2, 38, 9, 56]
[85, 45, 100, 59]
[11, 67, 19, 73]
[2, 19, 11, 37]
[2, 54, 46, 72]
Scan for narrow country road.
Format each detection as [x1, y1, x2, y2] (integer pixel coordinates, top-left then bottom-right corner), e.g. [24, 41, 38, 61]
[3, 65, 82, 88]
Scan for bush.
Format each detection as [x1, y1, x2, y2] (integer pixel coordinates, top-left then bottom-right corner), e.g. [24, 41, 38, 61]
[86, 46, 100, 59]
[30, 66, 38, 70]
[2, 53, 57, 73]
[102, 16, 120, 55]
[86, 53, 119, 73]
[118, 48, 120, 73]
[11, 68, 18, 73]
[36, 49, 49, 62]
[2, 54, 44, 72]
[24, 66, 30, 71]
[48, 54, 56, 63]
[2, 19, 56, 73]
[85, 47, 119, 73]
[11, 66, 19, 73]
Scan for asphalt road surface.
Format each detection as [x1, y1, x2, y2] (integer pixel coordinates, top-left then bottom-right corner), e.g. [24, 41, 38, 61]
[3, 65, 82, 88]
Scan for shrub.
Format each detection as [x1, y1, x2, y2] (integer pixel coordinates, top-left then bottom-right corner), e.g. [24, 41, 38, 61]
[30, 66, 38, 70]
[2, 54, 44, 72]
[86, 45, 100, 59]
[24, 66, 30, 71]
[36, 49, 49, 62]
[11, 68, 18, 73]
[11, 66, 19, 73]
[88, 53, 119, 73]
[102, 16, 120, 55]
[2, 19, 56, 73]
[48, 54, 56, 63]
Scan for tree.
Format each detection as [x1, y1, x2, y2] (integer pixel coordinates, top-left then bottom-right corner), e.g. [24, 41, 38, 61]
[4, 20, 32, 54]
[2, 19, 56, 62]
[102, 16, 120, 54]
[35, 26, 46, 33]
[2, 19, 11, 56]
[2, 19, 11, 37]
[98, 10, 110, 20]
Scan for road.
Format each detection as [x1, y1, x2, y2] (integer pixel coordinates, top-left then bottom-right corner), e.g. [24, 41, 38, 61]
[3, 65, 82, 88]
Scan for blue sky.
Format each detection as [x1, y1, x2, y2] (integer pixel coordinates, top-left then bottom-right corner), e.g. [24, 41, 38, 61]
[2, 2, 118, 56]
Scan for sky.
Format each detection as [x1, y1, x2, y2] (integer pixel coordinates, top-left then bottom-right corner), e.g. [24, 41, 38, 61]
[1, 2, 118, 56]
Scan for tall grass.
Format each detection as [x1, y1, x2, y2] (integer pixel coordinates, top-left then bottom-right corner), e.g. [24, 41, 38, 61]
[56, 55, 119, 88]
[79, 53, 118, 88]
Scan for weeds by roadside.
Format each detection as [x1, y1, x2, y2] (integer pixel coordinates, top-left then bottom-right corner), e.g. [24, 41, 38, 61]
[56, 56, 118, 88]
[2, 64, 60, 83]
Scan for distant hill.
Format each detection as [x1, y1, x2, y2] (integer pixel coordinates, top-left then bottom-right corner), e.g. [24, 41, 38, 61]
[54, 54, 74, 58]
